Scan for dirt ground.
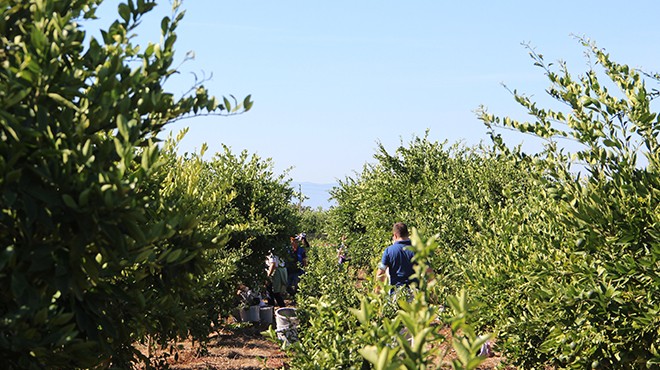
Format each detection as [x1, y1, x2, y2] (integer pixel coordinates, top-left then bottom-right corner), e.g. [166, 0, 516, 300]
[159, 321, 287, 370]
[154, 320, 509, 370]
[156, 269, 509, 369]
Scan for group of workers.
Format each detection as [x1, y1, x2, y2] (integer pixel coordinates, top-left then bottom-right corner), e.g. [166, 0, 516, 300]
[264, 233, 308, 307]
[260, 222, 417, 308]
[250, 223, 494, 357]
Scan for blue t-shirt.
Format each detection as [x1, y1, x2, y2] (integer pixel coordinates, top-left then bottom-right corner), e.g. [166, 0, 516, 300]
[380, 239, 415, 287]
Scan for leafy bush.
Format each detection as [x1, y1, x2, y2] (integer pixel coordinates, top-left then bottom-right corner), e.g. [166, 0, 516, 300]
[322, 37, 660, 369]
[271, 230, 492, 370]
[0, 1, 251, 368]
[474, 39, 660, 368]
[297, 206, 329, 240]
[265, 237, 367, 368]
[156, 132, 299, 338]
[326, 134, 530, 298]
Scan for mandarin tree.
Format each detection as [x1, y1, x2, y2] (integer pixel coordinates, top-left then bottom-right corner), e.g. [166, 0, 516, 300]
[477, 39, 660, 368]
[0, 0, 251, 368]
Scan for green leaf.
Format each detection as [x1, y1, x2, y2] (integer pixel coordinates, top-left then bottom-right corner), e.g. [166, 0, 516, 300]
[4, 87, 32, 107]
[243, 94, 253, 111]
[223, 97, 231, 112]
[116, 114, 129, 141]
[47, 92, 79, 111]
[135, 248, 154, 264]
[118, 3, 131, 23]
[603, 139, 618, 147]
[412, 327, 433, 353]
[141, 147, 151, 171]
[50, 312, 74, 326]
[161, 16, 170, 34]
[164, 34, 177, 51]
[5, 169, 22, 184]
[62, 194, 78, 209]
[125, 219, 146, 244]
[453, 338, 471, 364]
[10, 272, 28, 298]
[166, 249, 183, 263]
[78, 188, 92, 207]
[30, 28, 47, 51]
[350, 298, 373, 325]
[359, 345, 379, 366]
[467, 356, 486, 370]
[377, 346, 390, 370]
[399, 311, 416, 331]
[35, 308, 48, 324]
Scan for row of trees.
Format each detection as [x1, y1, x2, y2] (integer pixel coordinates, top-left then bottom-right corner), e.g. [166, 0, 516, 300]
[2, 0, 658, 368]
[287, 135, 526, 368]
[290, 40, 660, 369]
[0, 1, 299, 368]
[470, 42, 660, 368]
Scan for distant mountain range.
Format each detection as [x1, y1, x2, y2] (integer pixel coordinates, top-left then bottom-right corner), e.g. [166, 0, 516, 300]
[291, 182, 337, 210]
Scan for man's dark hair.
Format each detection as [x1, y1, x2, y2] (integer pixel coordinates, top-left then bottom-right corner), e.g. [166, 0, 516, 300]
[393, 222, 409, 238]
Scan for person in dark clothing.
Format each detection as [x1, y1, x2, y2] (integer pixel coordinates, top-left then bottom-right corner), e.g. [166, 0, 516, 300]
[287, 234, 307, 296]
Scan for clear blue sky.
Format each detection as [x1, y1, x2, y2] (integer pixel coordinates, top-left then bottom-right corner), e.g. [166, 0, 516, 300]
[95, 1, 660, 184]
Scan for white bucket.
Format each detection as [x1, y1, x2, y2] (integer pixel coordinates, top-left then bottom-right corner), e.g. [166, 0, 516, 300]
[275, 307, 298, 328]
[275, 307, 299, 344]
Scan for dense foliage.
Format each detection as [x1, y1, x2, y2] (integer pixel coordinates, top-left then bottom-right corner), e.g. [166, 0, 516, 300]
[271, 231, 491, 370]
[157, 132, 299, 339]
[314, 40, 659, 369]
[283, 137, 523, 368]
[472, 40, 660, 368]
[326, 134, 530, 291]
[3, 0, 657, 368]
[297, 205, 329, 240]
[0, 0, 256, 368]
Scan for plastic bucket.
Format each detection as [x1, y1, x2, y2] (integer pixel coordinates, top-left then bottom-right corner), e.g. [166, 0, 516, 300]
[248, 305, 260, 322]
[275, 307, 299, 344]
[239, 308, 249, 322]
[260, 306, 274, 324]
[275, 307, 299, 329]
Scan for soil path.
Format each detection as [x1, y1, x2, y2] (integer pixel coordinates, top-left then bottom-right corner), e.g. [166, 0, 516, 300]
[161, 269, 509, 369]
[165, 322, 288, 370]
[161, 322, 510, 369]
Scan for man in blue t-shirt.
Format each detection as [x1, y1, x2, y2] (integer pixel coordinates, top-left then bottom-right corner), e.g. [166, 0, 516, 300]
[377, 222, 416, 288]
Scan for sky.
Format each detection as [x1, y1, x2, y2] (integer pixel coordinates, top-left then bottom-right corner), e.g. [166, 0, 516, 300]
[93, 1, 660, 186]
